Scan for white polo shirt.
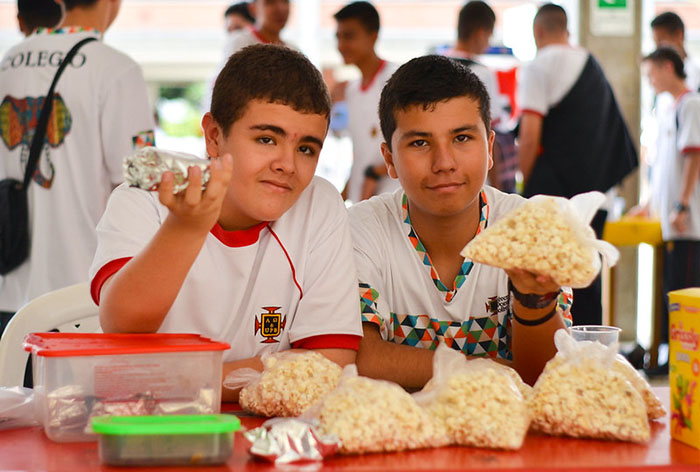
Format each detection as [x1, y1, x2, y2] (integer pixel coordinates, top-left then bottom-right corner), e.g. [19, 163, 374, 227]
[651, 90, 700, 241]
[0, 27, 154, 311]
[89, 177, 363, 362]
[518, 44, 589, 117]
[349, 186, 573, 360]
[345, 60, 401, 203]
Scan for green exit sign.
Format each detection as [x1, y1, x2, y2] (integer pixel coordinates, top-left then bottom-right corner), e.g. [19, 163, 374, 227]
[599, 0, 627, 7]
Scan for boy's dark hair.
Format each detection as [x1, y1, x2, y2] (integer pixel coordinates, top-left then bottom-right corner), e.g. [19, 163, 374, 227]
[211, 44, 331, 135]
[63, 0, 98, 9]
[651, 11, 685, 36]
[457, 1, 495, 41]
[18, 0, 61, 30]
[644, 47, 687, 80]
[334, 1, 380, 33]
[534, 3, 567, 34]
[224, 2, 255, 23]
[378, 55, 490, 150]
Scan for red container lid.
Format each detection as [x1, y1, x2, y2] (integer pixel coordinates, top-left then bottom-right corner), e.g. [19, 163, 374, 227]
[23, 333, 230, 357]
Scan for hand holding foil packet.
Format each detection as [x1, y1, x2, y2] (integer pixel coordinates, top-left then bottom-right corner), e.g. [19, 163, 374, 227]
[244, 418, 339, 464]
[124, 147, 210, 193]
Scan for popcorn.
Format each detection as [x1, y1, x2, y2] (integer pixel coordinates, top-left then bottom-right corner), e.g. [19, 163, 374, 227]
[423, 365, 530, 449]
[238, 351, 342, 417]
[528, 330, 650, 443]
[612, 354, 666, 420]
[414, 346, 530, 450]
[318, 371, 445, 454]
[461, 193, 619, 288]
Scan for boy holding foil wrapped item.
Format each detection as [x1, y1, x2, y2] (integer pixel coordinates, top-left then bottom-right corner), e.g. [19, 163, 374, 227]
[90, 45, 362, 402]
[351, 55, 585, 387]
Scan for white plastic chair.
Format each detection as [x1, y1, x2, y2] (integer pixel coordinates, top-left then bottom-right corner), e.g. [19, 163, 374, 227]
[0, 282, 100, 387]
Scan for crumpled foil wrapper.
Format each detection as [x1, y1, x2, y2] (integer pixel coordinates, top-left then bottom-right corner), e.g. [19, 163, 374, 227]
[124, 147, 210, 193]
[244, 418, 339, 464]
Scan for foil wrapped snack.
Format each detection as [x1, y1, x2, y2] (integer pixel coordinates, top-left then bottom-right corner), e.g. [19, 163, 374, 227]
[124, 147, 210, 193]
[244, 418, 339, 464]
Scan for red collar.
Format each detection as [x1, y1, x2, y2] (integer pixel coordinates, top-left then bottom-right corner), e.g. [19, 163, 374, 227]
[360, 60, 387, 92]
[210, 221, 269, 247]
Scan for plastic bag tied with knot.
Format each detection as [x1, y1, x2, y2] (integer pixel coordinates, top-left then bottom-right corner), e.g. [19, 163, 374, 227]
[312, 365, 447, 454]
[529, 329, 651, 443]
[413, 343, 531, 450]
[224, 350, 342, 417]
[461, 191, 620, 288]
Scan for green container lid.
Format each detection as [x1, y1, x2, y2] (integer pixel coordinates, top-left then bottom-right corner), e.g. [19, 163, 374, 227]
[91, 414, 241, 436]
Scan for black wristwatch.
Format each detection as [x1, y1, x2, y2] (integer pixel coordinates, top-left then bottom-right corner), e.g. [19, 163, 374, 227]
[364, 165, 381, 180]
[508, 279, 560, 309]
[675, 202, 690, 213]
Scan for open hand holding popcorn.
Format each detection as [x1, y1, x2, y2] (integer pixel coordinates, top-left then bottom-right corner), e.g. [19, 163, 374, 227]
[461, 192, 619, 288]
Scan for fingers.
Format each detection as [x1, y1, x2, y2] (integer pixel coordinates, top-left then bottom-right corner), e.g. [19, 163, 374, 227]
[158, 171, 175, 207]
[204, 154, 233, 201]
[506, 268, 560, 295]
[183, 166, 203, 206]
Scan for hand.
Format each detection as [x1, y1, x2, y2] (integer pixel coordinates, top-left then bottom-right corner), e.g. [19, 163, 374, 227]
[158, 153, 233, 234]
[671, 208, 689, 234]
[505, 268, 560, 296]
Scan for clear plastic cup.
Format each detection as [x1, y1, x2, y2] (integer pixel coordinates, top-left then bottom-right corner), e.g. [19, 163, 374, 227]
[569, 325, 621, 346]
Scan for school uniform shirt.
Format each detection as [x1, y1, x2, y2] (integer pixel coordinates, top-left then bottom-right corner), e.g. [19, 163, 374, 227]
[651, 90, 700, 241]
[89, 177, 363, 363]
[517, 44, 637, 199]
[349, 186, 573, 360]
[345, 60, 401, 203]
[0, 27, 154, 311]
[685, 56, 700, 92]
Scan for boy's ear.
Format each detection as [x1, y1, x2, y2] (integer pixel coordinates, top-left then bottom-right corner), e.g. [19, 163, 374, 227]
[487, 129, 495, 171]
[202, 112, 222, 158]
[381, 142, 398, 179]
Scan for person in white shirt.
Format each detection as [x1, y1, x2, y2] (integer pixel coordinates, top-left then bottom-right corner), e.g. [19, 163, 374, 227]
[515, 3, 637, 326]
[91, 45, 362, 402]
[333, 1, 400, 203]
[0, 0, 155, 332]
[631, 48, 700, 373]
[651, 11, 700, 92]
[443, 0, 516, 193]
[350, 55, 573, 389]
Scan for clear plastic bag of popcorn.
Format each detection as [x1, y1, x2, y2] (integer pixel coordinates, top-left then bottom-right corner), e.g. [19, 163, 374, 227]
[413, 344, 531, 450]
[529, 330, 651, 443]
[612, 354, 666, 420]
[461, 191, 620, 288]
[224, 351, 342, 417]
[313, 365, 447, 454]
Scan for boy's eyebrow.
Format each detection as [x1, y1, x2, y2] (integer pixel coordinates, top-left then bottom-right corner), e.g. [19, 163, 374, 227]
[400, 125, 480, 140]
[250, 124, 324, 148]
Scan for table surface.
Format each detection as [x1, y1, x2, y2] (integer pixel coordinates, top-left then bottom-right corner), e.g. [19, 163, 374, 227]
[0, 386, 698, 471]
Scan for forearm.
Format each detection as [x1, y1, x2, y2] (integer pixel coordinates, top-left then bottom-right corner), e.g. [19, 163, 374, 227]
[99, 215, 209, 333]
[221, 348, 356, 403]
[356, 323, 434, 389]
[517, 140, 539, 185]
[680, 152, 700, 205]
[511, 299, 566, 386]
[516, 114, 543, 184]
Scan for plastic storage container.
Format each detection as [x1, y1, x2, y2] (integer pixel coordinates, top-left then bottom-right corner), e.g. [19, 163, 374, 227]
[91, 414, 241, 466]
[23, 333, 230, 442]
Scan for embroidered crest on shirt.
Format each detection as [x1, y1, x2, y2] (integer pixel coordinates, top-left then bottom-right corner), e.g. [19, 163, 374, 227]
[485, 295, 509, 316]
[132, 130, 155, 149]
[0, 94, 72, 188]
[255, 306, 287, 343]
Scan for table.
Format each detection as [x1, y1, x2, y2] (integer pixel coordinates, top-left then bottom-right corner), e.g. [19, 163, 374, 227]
[0, 387, 698, 471]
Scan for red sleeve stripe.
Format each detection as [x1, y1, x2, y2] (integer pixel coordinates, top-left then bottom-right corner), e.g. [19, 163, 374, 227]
[90, 257, 132, 305]
[520, 108, 545, 118]
[681, 146, 700, 155]
[292, 334, 362, 351]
